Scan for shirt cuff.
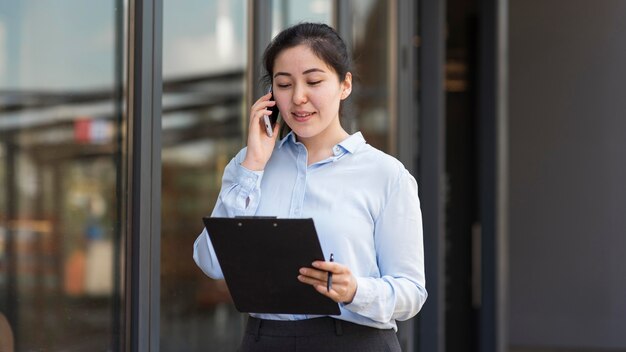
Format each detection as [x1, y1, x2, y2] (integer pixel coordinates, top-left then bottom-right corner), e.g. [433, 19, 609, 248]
[236, 163, 264, 194]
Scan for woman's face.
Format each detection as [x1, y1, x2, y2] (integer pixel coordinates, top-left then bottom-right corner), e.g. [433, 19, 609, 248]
[272, 44, 352, 144]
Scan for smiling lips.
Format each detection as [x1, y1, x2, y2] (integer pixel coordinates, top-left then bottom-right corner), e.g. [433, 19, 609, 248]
[291, 111, 315, 122]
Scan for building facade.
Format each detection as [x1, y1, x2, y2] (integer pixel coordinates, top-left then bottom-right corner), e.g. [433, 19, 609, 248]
[2, 0, 625, 352]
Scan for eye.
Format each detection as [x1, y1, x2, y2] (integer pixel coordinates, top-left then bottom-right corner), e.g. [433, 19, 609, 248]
[308, 81, 322, 86]
[276, 83, 291, 88]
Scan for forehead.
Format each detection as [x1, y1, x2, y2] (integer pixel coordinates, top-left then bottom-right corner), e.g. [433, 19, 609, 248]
[273, 44, 336, 75]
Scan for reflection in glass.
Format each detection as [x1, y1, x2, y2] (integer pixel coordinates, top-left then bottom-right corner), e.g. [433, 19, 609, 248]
[271, 0, 333, 37]
[0, 1, 124, 351]
[161, 0, 247, 350]
[351, 0, 391, 153]
[160, 1, 394, 350]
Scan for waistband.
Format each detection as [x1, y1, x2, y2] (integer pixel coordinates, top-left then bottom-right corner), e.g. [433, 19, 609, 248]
[245, 316, 386, 338]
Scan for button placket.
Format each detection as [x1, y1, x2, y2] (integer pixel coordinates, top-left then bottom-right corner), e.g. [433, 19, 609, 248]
[290, 145, 307, 217]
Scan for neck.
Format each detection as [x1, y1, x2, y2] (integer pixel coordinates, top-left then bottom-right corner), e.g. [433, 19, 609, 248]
[297, 123, 349, 164]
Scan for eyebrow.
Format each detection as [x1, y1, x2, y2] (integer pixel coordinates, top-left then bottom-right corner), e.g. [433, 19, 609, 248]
[273, 68, 326, 78]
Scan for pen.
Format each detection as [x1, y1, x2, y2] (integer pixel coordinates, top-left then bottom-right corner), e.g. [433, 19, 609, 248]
[327, 253, 334, 292]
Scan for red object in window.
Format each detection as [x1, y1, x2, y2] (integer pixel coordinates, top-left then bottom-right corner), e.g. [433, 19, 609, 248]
[74, 117, 91, 143]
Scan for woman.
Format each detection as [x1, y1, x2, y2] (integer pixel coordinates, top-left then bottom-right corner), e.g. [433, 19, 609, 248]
[194, 22, 426, 351]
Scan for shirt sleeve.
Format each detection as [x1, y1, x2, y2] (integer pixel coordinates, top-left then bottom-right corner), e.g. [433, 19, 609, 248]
[344, 168, 428, 323]
[193, 148, 264, 279]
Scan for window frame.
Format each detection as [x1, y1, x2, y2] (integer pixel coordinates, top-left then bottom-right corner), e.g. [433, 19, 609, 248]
[125, 0, 163, 351]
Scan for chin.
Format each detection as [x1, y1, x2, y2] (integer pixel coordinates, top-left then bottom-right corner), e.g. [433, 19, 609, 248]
[286, 123, 314, 138]
[291, 129, 314, 139]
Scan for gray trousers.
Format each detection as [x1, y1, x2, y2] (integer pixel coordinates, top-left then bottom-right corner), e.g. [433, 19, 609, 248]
[238, 316, 402, 352]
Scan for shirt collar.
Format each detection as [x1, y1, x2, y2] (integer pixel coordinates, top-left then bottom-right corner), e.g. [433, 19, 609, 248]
[278, 131, 298, 149]
[337, 131, 365, 154]
[278, 131, 366, 154]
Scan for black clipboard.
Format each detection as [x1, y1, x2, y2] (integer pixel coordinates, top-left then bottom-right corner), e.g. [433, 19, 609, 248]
[202, 217, 340, 315]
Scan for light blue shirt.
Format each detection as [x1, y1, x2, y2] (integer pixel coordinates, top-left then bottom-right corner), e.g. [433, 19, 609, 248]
[193, 131, 427, 331]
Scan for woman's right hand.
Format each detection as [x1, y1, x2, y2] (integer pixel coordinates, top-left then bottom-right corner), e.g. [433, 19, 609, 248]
[241, 91, 280, 171]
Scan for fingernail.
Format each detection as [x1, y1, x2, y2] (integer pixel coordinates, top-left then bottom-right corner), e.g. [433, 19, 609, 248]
[312, 262, 320, 268]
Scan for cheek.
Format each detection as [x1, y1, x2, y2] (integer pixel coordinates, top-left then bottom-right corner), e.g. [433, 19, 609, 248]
[311, 89, 335, 103]
[314, 92, 341, 111]
[274, 96, 289, 112]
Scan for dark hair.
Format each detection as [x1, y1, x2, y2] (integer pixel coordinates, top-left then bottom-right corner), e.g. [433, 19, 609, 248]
[262, 22, 353, 86]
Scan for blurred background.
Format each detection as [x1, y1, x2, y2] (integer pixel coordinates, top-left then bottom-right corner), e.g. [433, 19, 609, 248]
[0, 0, 624, 351]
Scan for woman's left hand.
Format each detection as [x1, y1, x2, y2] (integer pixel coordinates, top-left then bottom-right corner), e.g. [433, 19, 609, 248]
[298, 260, 358, 304]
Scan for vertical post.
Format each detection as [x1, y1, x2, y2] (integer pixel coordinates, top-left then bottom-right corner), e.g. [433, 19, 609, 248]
[125, 0, 162, 351]
[333, 0, 353, 50]
[396, 0, 418, 177]
[418, 0, 446, 350]
[395, 0, 419, 349]
[478, 0, 508, 351]
[112, 1, 125, 351]
[247, 0, 273, 112]
[2, 137, 18, 349]
[496, 2, 509, 351]
[387, 0, 398, 157]
[334, 0, 355, 133]
[0, 1, 22, 345]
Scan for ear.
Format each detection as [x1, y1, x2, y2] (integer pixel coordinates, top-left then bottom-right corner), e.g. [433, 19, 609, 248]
[340, 72, 353, 100]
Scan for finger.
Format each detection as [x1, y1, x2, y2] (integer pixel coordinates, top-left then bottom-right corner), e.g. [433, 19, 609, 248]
[250, 96, 275, 117]
[315, 280, 353, 302]
[300, 275, 336, 297]
[249, 109, 274, 131]
[253, 100, 276, 112]
[250, 101, 276, 123]
[256, 91, 272, 101]
[252, 93, 275, 109]
[313, 283, 343, 301]
[300, 275, 349, 303]
[299, 267, 330, 281]
[313, 282, 334, 294]
[297, 274, 326, 288]
[311, 260, 342, 273]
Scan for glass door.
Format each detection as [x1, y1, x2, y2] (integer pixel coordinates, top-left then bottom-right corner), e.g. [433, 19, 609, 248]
[159, 1, 412, 350]
[160, 0, 248, 350]
[0, 1, 126, 350]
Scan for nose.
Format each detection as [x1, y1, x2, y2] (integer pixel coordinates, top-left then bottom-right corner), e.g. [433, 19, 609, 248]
[292, 84, 308, 105]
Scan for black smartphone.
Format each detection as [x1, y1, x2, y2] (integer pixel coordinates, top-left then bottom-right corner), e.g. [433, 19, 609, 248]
[264, 87, 279, 137]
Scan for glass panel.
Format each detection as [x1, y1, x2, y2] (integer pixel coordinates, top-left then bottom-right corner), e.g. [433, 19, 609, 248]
[0, 1, 125, 351]
[350, 0, 391, 153]
[271, 0, 333, 37]
[160, 0, 248, 350]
